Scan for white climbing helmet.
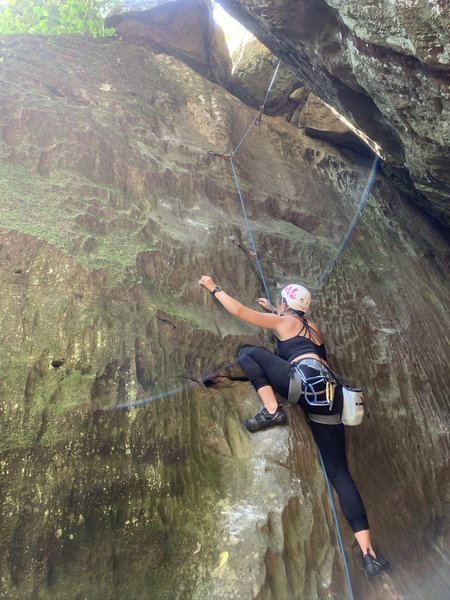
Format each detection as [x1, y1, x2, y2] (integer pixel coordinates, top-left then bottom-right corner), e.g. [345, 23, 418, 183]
[281, 284, 311, 312]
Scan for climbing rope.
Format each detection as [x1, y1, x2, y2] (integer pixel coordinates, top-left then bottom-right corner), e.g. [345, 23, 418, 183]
[207, 61, 282, 306]
[261, 61, 281, 110]
[229, 155, 272, 305]
[318, 448, 356, 600]
[232, 61, 280, 156]
[311, 156, 379, 291]
[208, 58, 377, 297]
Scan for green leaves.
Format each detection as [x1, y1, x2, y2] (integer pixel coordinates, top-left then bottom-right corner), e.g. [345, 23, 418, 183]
[0, 0, 118, 36]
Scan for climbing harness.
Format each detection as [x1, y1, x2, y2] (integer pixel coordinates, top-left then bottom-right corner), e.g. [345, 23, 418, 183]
[288, 361, 365, 426]
[287, 359, 337, 408]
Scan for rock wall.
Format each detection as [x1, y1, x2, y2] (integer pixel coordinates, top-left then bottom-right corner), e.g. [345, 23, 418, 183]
[106, 0, 232, 85]
[0, 34, 449, 600]
[226, 38, 301, 115]
[219, 0, 450, 228]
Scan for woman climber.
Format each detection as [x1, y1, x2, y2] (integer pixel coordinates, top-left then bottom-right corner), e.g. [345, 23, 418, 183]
[198, 276, 389, 577]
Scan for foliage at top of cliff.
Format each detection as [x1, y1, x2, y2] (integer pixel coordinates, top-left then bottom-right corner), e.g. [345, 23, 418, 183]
[0, 0, 118, 36]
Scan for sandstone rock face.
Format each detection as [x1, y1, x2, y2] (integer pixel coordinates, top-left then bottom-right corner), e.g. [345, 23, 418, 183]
[107, 0, 232, 84]
[220, 0, 450, 227]
[0, 34, 449, 600]
[227, 38, 301, 115]
[296, 93, 374, 156]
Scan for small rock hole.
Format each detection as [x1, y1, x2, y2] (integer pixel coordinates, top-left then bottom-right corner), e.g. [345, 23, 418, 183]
[14, 268, 23, 274]
[51, 359, 65, 369]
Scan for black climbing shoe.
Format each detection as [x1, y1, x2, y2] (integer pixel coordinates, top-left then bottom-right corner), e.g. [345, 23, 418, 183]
[362, 550, 390, 576]
[245, 407, 287, 432]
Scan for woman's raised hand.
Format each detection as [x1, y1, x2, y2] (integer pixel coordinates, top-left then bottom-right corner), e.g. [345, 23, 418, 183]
[198, 275, 216, 292]
[257, 298, 271, 312]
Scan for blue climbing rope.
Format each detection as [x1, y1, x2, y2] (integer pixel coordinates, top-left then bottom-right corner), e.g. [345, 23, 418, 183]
[232, 60, 281, 156]
[312, 156, 379, 291]
[226, 61, 282, 307]
[229, 156, 272, 305]
[262, 60, 281, 108]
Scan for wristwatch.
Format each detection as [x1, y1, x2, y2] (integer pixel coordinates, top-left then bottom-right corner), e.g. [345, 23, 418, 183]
[211, 285, 222, 296]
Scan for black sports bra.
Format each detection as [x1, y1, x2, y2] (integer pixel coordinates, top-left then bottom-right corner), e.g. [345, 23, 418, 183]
[276, 318, 328, 363]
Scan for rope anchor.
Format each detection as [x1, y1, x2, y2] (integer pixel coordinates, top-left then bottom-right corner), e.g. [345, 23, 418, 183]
[255, 106, 264, 126]
[229, 235, 257, 260]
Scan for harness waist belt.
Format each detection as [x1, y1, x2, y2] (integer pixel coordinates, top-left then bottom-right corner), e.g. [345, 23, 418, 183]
[307, 413, 341, 425]
[294, 358, 333, 376]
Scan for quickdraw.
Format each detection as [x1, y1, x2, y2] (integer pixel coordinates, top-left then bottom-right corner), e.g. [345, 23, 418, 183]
[326, 381, 335, 403]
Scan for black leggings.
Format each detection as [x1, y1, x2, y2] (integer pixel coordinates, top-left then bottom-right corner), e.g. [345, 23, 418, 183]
[238, 346, 369, 533]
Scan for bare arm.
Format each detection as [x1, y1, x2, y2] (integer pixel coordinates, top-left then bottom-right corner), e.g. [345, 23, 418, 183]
[199, 276, 283, 330]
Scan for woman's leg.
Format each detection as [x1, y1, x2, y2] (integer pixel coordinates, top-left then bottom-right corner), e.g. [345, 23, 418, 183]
[237, 346, 291, 402]
[354, 530, 375, 556]
[237, 347, 291, 430]
[256, 385, 279, 413]
[309, 421, 373, 549]
[308, 419, 390, 574]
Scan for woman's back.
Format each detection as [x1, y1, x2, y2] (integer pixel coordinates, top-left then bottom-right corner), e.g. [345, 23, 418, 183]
[276, 316, 327, 363]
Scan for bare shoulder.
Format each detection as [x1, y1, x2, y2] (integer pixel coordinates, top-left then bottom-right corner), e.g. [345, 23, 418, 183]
[306, 317, 324, 341]
[276, 314, 303, 338]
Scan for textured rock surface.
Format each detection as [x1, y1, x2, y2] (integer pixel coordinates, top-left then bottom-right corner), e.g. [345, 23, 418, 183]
[107, 0, 231, 84]
[0, 34, 449, 600]
[227, 38, 301, 115]
[219, 0, 450, 227]
[297, 93, 374, 156]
